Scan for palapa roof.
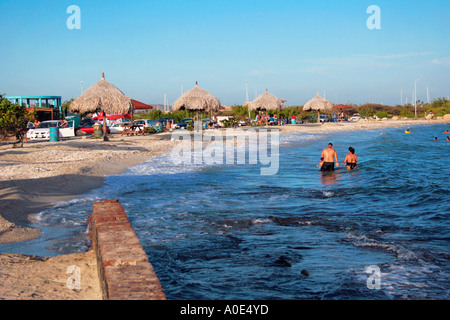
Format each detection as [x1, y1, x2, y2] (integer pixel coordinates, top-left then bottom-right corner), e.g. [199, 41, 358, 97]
[248, 89, 286, 111]
[69, 73, 133, 115]
[303, 93, 333, 111]
[172, 82, 221, 112]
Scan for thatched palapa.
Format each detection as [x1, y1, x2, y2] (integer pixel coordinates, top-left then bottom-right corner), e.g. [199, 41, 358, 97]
[248, 89, 286, 111]
[172, 82, 221, 113]
[70, 73, 133, 140]
[70, 73, 133, 115]
[303, 93, 333, 112]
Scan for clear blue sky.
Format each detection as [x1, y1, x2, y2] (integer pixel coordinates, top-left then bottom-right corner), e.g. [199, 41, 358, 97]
[1, 0, 449, 106]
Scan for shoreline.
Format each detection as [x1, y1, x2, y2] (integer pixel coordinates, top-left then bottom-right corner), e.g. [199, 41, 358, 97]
[0, 134, 179, 300]
[0, 118, 448, 299]
[0, 134, 179, 244]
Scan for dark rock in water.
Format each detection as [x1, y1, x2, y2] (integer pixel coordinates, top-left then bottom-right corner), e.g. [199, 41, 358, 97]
[274, 256, 292, 267]
[301, 269, 309, 276]
[271, 217, 301, 226]
[270, 216, 317, 227]
[288, 245, 313, 250]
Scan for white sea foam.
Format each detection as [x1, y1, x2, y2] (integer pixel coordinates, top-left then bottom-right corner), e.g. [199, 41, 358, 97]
[125, 153, 206, 176]
[322, 191, 335, 198]
[252, 218, 272, 225]
[344, 233, 421, 261]
[354, 262, 447, 299]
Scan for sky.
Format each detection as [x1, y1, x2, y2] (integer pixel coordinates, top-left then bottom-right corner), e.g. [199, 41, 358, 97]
[0, 0, 449, 107]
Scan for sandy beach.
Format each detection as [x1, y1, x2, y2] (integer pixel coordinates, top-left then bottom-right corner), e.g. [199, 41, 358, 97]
[0, 134, 179, 300]
[0, 118, 447, 300]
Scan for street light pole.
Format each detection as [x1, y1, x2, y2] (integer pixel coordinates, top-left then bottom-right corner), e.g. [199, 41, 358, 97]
[414, 77, 423, 118]
[246, 80, 250, 119]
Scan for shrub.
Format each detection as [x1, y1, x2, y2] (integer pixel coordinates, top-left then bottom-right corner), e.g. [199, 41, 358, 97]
[399, 106, 415, 118]
[0, 95, 32, 145]
[376, 111, 390, 119]
[358, 106, 374, 118]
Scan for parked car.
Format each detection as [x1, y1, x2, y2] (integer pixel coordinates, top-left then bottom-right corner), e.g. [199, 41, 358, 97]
[80, 118, 97, 127]
[109, 122, 131, 134]
[157, 117, 173, 128]
[319, 115, 330, 123]
[350, 113, 364, 121]
[76, 123, 110, 135]
[27, 120, 75, 140]
[133, 119, 156, 129]
[175, 118, 194, 129]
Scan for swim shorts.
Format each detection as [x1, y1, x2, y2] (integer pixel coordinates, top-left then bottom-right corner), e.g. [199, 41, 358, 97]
[321, 162, 335, 172]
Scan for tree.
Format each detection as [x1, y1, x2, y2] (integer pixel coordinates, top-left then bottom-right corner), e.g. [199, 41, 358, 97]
[0, 95, 31, 146]
[62, 98, 74, 111]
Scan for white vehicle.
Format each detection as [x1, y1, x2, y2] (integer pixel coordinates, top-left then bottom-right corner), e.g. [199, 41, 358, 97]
[215, 116, 235, 127]
[133, 119, 156, 128]
[109, 122, 131, 134]
[27, 120, 75, 140]
[350, 113, 364, 121]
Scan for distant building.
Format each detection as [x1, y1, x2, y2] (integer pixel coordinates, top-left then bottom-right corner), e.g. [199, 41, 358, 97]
[220, 106, 233, 111]
[6, 95, 62, 121]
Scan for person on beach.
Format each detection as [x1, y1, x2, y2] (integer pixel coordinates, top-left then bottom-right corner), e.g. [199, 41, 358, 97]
[320, 143, 339, 172]
[343, 147, 358, 170]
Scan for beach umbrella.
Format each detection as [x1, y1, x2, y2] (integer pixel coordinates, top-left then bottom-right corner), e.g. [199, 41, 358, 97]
[303, 93, 333, 123]
[93, 113, 132, 120]
[69, 73, 133, 140]
[303, 93, 333, 112]
[248, 89, 286, 112]
[172, 82, 221, 122]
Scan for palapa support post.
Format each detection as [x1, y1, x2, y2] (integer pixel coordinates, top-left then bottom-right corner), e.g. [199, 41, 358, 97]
[100, 73, 109, 141]
[102, 110, 109, 141]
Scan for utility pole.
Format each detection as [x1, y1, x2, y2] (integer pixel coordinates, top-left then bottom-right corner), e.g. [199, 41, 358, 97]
[164, 94, 167, 112]
[246, 80, 249, 102]
[415, 77, 423, 118]
[246, 80, 250, 118]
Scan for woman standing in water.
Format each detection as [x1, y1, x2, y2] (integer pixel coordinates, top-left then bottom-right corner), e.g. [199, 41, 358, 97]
[343, 147, 358, 170]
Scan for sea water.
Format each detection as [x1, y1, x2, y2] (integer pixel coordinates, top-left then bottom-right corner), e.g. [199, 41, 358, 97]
[2, 124, 449, 300]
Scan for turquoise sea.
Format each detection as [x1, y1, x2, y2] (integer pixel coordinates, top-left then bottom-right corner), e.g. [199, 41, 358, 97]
[2, 123, 449, 300]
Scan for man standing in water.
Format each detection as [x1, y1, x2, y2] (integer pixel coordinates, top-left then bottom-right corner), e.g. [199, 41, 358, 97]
[320, 143, 339, 172]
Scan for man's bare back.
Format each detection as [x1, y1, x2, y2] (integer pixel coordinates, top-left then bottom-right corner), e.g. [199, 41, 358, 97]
[320, 143, 339, 171]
